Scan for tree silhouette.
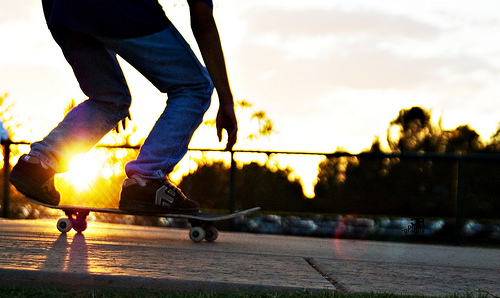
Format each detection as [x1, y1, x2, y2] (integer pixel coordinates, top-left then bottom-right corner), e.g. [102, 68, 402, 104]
[387, 106, 443, 152]
[445, 125, 482, 153]
[315, 106, 500, 218]
[0, 92, 16, 139]
[484, 123, 500, 153]
[203, 100, 277, 141]
[179, 160, 309, 212]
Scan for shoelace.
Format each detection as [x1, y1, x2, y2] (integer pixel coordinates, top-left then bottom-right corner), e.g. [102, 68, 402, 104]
[160, 178, 188, 201]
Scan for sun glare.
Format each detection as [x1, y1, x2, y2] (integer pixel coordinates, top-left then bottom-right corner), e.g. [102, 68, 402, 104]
[65, 154, 101, 191]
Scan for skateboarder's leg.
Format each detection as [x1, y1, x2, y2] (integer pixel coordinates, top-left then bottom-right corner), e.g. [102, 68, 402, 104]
[97, 26, 213, 213]
[98, 26, 213, 179]
[30, 26, 132, 172]
[10, 27, 131, 205]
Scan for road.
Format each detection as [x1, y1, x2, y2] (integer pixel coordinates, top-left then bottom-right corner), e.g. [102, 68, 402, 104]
[0, 218, 499, 295]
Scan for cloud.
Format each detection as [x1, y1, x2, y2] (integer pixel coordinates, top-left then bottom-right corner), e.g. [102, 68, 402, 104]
[0, 0, 40, 24]
[3, 0, 500, 152]
[222, 0, 500, 152]
[246, 7, 440, 39]
[233, 0, 500, 96]
[232, 6, 443, 96]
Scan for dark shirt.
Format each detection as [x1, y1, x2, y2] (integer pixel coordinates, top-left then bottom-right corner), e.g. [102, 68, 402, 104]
[42, 0, 213, 39]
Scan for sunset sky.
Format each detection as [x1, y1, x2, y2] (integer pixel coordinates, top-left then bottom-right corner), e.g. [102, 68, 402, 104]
[2, 0, 500, 196]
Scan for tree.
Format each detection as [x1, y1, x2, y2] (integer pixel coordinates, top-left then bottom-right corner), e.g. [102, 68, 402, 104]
[445, 125, 482, 153]
[314, 107, 468, 217]
[314, 156, 350, 213]
[180, 160, 309, 212]
[484, 124, 500, 153]
[387, 106, 443, 152]
[0, 92, 15, 139]
[385, 107, 455, 216]
[179, 161, 230, 209]
[203, 100, 277, 141]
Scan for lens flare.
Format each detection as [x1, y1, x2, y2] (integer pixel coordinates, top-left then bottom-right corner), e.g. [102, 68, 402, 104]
[64, 154, 101, 191]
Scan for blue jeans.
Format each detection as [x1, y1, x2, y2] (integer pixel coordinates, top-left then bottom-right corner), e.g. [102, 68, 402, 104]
[31, 25, 213, 179]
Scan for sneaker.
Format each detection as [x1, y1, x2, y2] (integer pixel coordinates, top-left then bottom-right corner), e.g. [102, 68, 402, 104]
[119, 177, 199, 214]
[9, 154, 61, 206]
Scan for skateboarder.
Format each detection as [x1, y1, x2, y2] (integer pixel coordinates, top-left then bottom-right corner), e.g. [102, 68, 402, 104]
[9, 0, 237, 215]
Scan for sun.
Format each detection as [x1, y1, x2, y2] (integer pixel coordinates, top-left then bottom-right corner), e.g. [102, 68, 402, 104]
[64, 154, 101, 191]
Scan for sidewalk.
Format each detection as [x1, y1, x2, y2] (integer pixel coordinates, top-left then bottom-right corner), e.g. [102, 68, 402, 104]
[0, 218, 499, 295]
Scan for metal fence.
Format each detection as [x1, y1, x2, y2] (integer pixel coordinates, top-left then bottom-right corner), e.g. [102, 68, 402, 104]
[1, 140, 500, 245]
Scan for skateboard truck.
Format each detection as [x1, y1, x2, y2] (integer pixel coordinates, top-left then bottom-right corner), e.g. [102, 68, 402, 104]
[188, 219, 218, 242]
[57, 209, 90, 233]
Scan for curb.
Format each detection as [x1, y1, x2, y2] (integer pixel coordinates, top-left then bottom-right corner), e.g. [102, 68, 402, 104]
[0, 268, 331, 293]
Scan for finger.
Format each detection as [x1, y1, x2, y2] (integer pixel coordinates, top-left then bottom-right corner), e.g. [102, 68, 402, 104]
[225, 140, 234, 151]
[225, 126, 237, 151]
[225, 136, 236, 151]
[217, 126, 222, 142]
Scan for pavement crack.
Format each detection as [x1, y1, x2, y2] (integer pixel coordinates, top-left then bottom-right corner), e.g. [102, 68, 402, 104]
[304, 257, 349, 294]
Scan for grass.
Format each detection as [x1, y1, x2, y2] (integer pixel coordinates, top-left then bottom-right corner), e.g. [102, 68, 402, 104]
[0, 286, 497, 298]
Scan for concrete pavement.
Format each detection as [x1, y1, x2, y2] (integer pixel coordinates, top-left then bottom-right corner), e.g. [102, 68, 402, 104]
[0, 218, 499, 295]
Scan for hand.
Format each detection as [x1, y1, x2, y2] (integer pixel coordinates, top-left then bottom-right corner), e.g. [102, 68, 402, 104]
[188, 0, 237, 150]
[216, 102, 237, 151]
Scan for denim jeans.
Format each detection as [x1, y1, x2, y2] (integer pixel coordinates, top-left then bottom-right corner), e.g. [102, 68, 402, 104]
[30, 25, 213, 179]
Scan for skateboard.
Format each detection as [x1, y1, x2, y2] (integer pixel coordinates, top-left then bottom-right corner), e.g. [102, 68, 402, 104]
[25, 197, 260, 242]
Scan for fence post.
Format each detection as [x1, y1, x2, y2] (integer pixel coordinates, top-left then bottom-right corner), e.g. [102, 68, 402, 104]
[229, 150, 236, 230]
[2, 141, 10, 218]
[454, 158, 464, 246]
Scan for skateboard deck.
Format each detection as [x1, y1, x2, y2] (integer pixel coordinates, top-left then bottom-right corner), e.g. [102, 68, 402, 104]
[25, 197, 260, 242]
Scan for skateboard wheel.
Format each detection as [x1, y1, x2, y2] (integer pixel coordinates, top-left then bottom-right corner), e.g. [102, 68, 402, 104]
[189, 226, 205, 242]
[72, 219, 87, 233]
[57, 218, 73, 233]
[204, 226, 218, 242]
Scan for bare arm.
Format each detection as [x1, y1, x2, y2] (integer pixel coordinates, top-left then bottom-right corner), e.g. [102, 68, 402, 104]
[188, 0, 237, 150]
